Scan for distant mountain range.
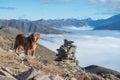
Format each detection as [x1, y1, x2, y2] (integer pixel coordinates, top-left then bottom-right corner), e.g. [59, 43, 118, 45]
[33, 14, 120, 31]
[33, 18, 89, 27]
[93, 14, 120, 30]
[0, 19, 66, 34]
[0, 14, 120, 34]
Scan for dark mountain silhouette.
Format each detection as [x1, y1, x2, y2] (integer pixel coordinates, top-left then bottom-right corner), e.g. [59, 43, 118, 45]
[88, 14, 120, 27]
[94, 21, 120, 30]
[85, 65, 120, 79]
[93, 14, 120, 30]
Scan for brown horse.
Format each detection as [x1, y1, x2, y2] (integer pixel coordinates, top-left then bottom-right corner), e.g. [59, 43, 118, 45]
[14, 32, 40, 56]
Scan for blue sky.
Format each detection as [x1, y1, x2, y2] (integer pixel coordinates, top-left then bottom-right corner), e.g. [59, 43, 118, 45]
[0, 0, 120, 20]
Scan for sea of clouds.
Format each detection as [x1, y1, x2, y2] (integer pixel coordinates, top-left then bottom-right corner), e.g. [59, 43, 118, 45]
[54, 26, 93, 31]
[38, 29, 120, 72]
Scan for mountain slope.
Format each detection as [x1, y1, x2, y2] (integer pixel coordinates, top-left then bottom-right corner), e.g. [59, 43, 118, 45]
[0, 27, 56, 62]
[94, 14, 120, 30]
[0, 27, 120, 80]
[85, 65, 120, 78]
[94, 20, 120, 30]
[0, 26, 23, 35]
[0, 19, 66, 34]
[89, 14, 120, 27]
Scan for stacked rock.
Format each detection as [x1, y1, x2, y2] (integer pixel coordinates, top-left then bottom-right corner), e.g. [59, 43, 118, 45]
[56, 39, 79, 70]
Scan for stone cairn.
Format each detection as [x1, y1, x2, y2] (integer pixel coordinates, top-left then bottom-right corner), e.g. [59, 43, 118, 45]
[56, 39, 80, 78]
[56, 39, 76, 61]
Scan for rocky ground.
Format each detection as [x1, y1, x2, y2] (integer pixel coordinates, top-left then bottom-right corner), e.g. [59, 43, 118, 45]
[0, 27, 120, 80]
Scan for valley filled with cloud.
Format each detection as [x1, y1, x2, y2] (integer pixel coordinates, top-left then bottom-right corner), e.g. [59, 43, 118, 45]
[40, 30, 120, 71]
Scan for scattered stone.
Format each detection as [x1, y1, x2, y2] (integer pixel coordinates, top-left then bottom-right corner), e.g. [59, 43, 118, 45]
[38, 56, 49, 66]
[34, 74, 51, 80]
[8, 49, 14, 53]
[0, 68, 17, 80]
[27, 69, 43, 79]
[71, 77, 77, 80]
[53, 74, 64, 80]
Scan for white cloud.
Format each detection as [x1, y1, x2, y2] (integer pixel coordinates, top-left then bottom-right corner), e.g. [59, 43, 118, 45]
[39, 30, 120, 71]
[38, 0, 80, 2]
[39, 0, 120, 3]
[56, 26, 93, 31]
[0, 6, 17, 10]
[89, 0, 120, 7]
[88, 0, 120, 15]
[89, 0, 106, 4]
[89, 0, 120, 3]
[38, 0, 120, 15]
